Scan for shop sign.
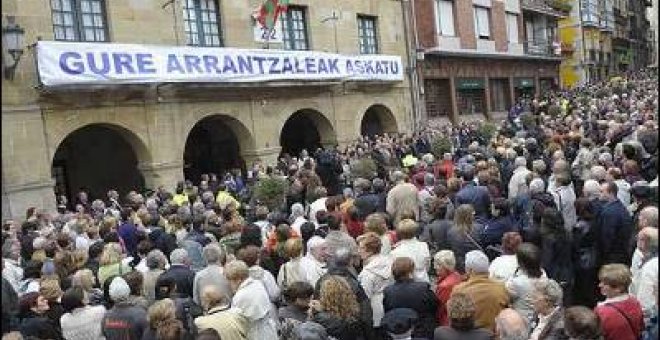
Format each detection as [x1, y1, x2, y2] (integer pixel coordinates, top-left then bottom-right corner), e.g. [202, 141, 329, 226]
[514, 78, 535, 88]
[36, 41, 404, 86]
[456, 78, 485, 90]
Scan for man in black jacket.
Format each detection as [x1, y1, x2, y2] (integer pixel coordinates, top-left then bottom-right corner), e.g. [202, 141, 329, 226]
[157, 248, 195, 298]
[595, 181, 634, 266]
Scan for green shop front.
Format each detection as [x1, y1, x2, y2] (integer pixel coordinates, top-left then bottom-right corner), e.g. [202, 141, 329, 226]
[456, 78, 487, 115]
[514, 77, 536, 100]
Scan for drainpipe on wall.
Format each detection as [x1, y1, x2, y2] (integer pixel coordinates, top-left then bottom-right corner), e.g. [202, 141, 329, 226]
[401, 0, 420, 132]
[577, 0, 589, 84]
[410, 0, 424, 128]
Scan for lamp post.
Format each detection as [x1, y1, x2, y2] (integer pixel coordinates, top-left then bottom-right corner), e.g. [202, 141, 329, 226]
[2, 16, 25, 80]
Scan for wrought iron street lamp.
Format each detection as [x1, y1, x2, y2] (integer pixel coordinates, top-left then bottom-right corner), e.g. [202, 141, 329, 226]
[3, 16, 25, 80]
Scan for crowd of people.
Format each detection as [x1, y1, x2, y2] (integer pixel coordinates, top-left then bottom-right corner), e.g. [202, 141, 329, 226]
[1, 69, 658, 340]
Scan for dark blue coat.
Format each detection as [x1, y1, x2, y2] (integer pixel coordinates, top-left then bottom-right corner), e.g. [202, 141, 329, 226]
[455, 183, 491, 222]
[595, 198, 634, 265]
[482, 215, 516, 248]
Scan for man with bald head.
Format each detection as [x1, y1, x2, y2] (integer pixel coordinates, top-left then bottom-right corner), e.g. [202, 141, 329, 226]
[495, 308, 529, 340]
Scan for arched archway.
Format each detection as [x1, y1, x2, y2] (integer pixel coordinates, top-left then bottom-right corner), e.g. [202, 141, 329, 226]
[51, 124, 150, 206]
[183, 115, 255, 183]
[280, 109, 337, 157]
[360, 104, 399, 137]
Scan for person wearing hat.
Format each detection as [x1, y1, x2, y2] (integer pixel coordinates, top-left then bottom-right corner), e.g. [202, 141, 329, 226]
[383, 257, 438, 338]
[381, 308, 426, 340]
[101, 277, 149, 339]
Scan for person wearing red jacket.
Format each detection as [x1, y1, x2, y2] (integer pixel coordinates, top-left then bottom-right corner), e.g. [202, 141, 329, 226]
[433, 250, 463, 326]
[434, 153, 456, 180]
[594, 264, 644, 340]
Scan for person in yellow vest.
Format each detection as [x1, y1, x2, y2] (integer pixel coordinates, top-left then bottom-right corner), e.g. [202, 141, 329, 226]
[216, 183, 240, 210]
[172, 186, 189, 207]
[402, 148, 419, 168]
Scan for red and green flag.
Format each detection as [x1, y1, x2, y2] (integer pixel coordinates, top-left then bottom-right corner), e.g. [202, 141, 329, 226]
[253, 0, 290, 30]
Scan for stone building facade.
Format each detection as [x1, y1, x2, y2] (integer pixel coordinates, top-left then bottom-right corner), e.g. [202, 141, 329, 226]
[415, 0, 563, 123]
[1, 0, 412, 219]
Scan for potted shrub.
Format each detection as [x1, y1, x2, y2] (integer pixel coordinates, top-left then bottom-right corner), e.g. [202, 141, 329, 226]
[253, 176, 288, 211]
[478, 122, 498, 142]
[548, 104, 562, 117]
[520, 113, 537, 129]
[431, 136, 453, 158]
[350, 158, 378, 180]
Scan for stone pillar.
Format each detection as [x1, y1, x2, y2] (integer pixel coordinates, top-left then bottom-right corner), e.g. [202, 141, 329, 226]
[484, 77, 493, 120]
[138, 161, 184, 192]
[4, 180, 56, 219]
[449, 76, 459, 124]
[241, 146, 282, 168]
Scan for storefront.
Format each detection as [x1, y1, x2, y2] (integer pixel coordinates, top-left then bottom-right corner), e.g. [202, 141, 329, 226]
[514, 77, 536, 100]
[456, 78, 487, 115]
[420, 55, 561, 122]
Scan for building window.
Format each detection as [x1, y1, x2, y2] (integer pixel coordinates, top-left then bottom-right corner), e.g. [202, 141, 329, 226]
[436, 0, 456, 36]
[424, 79, 452, 117]
[183, 0, 222, 46]
[51, 0, 109, 42]
[506, 13, 518, 43]
[358, 15, 378, 54]
[473, 6, 491, 39]
[581, 0, 599, 25]
[282, 6, 309, 50]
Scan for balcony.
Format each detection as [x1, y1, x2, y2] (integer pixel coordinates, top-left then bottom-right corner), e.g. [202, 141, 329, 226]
[523, 40, 562, 58]
[522, 0, 569, 16]
[546, 0, 573, 14]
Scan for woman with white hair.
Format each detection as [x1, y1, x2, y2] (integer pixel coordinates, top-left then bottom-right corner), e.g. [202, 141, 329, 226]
[289, 203, 307, 236]
[529, 279, 566, 340]
[142, 249, 169, 306]
[433, 250, 462, 326]
[630, 227, 658, 320]
[299, 236, 328, 287]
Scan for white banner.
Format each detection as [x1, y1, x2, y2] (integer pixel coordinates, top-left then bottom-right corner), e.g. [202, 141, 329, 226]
[36, 41, 404, 86]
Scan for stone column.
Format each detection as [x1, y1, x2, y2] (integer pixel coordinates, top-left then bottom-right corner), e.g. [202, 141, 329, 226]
[138, 161, 184, 192]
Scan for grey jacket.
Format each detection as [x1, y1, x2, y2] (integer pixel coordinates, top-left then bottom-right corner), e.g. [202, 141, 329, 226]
[193, 264, 232, 305]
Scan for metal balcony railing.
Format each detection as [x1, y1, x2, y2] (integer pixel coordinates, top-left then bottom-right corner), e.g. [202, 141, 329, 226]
[523, 41, 562, 57]
[521, 0, 569, 16]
